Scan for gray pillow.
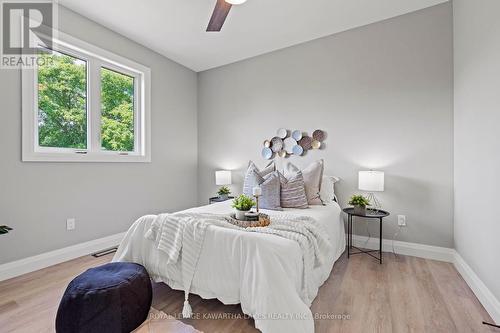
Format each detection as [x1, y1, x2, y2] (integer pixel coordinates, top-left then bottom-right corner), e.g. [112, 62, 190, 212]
[243, 161, 275, 196]
[254, 171, 282, 211]
[285, 159, 324, 205]
[279, 171, 309, 209]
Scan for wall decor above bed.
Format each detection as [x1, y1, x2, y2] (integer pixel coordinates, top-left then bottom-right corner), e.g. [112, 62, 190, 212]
[261, 128, 326, 159]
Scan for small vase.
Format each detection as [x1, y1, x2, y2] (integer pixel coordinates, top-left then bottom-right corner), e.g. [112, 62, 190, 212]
[354, 205, 366, 215]
[235, 209, 249, 220]
[219, 194, 228, 200]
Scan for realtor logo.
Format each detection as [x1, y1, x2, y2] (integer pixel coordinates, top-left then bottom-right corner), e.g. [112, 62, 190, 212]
[1, 0, 58, 69]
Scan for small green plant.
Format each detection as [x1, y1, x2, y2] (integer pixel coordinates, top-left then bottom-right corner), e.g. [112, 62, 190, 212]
[217, 186, 231, 196]
[0, 225, 13, 235]
[232, 194, 256, 211]
[348, 195, 370, 207]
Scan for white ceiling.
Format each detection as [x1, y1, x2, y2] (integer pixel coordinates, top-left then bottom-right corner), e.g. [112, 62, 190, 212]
[59, 0, 448, 72]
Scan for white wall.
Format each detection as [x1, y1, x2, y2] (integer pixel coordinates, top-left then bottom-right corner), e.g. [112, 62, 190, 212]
[453, 0, 500, 302]
[198, 4, 454, 247]
[0, 6, 198, 263]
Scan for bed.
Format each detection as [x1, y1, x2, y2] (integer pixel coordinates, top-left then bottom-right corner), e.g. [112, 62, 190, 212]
[113, 200, 346, 333]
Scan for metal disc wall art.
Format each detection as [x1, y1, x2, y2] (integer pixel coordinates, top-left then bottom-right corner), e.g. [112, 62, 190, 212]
[262, 147, 273, 160]
[270, 137, 283, 152]
[277, 128, 288, 139]
[283, 137, 297, 154]
[298, 136, 313, 150]
[292, 144, 304, 156]
[292, 130, 302, 141]
[312, 129, 326, 142]
[260, 128, 327, 159]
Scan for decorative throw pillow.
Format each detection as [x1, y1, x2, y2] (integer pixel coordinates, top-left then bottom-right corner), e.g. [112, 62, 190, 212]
[285, 159, 324, 205]
[253, 171, 282, 210]
[278, 171, 308, 209]
[243, 161, 275, 196]
[319, 175, 340, 204]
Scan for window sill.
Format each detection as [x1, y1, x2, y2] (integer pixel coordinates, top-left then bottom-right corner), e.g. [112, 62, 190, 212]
[22, 151, 151, 163]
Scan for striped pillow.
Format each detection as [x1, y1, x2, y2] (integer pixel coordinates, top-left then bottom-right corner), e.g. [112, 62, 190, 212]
[285, 159, 324, 205]
[243, 161, 275, 196]
[279, 171, 309, 209]
[254, 171, 282, 210]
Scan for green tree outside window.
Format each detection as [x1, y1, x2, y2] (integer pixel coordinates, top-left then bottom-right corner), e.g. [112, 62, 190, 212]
[37, 50, 135, 151]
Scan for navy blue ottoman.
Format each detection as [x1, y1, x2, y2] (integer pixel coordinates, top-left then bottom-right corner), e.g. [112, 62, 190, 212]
[56, 262, 152, 333]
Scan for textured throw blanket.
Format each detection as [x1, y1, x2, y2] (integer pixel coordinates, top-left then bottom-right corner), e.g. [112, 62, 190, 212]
[144, 212, 332, 317]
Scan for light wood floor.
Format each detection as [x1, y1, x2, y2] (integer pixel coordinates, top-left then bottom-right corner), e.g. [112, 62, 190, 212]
[0, 251, 495, 333]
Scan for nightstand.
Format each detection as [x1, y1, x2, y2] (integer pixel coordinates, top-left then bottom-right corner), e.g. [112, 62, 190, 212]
[343, 208, 390, 264]
[209, 196, 234, 204]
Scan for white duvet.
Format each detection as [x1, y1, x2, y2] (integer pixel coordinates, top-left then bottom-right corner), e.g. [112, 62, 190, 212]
[113, 201, 346, 333]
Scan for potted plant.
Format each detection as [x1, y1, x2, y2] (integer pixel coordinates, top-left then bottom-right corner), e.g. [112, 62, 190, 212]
[0, 225, 13, 235]
[217, 186, 231, 200]
[232, 194, 256, 220]
[348, 195, 371, 215]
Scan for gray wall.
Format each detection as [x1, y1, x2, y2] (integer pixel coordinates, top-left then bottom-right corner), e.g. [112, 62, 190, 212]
[454, 0, 500, 301]
[0, 4, 457, 264]
[0, 6, 198, 263]
[198, 3, 454, 247]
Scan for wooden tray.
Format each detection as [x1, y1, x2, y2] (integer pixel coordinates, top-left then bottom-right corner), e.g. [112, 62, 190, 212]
[228, 213, 271, 228]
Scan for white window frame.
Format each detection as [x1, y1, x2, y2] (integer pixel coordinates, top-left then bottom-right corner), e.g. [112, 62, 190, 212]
[22, 29, 151, 162]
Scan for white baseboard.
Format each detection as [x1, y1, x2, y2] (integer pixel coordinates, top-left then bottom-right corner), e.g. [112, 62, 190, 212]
[0, 232, 126, 282]
[453, 252, 500, 325]
[351, 235, 455, 262]
[351, 234, 499, 324]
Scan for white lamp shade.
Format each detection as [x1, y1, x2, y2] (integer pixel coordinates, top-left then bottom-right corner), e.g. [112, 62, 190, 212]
[225, 0, 247, 4]
[215, 170, 232, 185]
[358, 171, 384, 192]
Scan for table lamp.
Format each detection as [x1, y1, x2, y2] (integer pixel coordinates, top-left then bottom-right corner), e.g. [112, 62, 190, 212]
[215, 170, 232, 199]
[358, 170, 384, 211]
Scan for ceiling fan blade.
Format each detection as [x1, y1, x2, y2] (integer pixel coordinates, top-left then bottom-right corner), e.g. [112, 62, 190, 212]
[207, 0, 232, 32]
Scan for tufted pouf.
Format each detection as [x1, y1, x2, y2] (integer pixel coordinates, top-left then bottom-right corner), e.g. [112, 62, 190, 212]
[56, 262, 152, 333]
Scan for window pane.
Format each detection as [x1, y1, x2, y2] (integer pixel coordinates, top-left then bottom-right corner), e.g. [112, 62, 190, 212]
[38, 49, 87, 149]
[100, 67, 135, 152]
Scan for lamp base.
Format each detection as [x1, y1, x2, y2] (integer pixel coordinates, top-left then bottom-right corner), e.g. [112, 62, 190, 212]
[366, 193, 382, 212]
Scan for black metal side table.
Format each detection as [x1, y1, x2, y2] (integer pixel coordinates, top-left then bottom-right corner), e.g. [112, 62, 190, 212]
[343, 208, 390, 264]
[209, 196, 234, 204]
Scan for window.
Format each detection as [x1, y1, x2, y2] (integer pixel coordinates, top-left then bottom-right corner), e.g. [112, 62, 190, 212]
[38, 49, 88, 150]
[22, 30, 151, 162]
[100, 68, 135, 152]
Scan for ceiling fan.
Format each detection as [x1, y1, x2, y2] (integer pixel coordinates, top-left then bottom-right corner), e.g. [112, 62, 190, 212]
[207, 0, 247, 32]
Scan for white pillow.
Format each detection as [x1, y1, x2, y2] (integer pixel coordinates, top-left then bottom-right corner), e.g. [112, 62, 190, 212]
[320, 175, 340, 204]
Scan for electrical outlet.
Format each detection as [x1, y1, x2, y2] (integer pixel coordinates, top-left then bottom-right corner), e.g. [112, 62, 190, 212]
[66, 218, 76, 231]
[397, 215, 406, 227]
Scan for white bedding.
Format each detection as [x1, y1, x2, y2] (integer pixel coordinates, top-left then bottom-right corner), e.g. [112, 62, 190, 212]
[113, 201, 346, 333]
